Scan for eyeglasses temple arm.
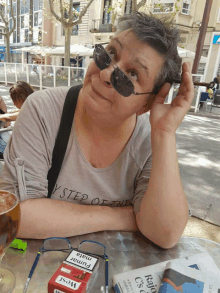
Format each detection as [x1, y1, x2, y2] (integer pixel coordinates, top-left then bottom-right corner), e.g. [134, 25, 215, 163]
[23, 251, 41, 293]
[104, 254, 109, 293]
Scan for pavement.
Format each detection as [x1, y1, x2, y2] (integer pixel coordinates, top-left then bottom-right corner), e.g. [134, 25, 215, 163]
[0, 84, 220, 243]
[176, 108, 220, 226]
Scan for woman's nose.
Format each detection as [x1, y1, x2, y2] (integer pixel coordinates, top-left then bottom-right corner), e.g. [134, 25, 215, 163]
[99, 64, 114, 87]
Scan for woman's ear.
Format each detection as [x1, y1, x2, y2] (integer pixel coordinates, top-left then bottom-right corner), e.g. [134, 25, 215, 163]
[136, 94, 155, 116]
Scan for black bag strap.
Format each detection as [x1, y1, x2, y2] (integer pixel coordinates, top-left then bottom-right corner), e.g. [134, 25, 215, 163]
[47, 84, 83, 198]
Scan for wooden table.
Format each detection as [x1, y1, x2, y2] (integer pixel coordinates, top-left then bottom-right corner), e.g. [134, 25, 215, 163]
[2, 232, 220, 292]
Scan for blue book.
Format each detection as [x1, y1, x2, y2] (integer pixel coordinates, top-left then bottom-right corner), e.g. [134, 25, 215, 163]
[112, 253, 220, 293]
[158, 262, 220, 293]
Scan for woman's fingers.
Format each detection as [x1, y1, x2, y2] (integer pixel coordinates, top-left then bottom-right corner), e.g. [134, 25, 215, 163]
[171, 63, 194, 110]
[178, 62, 193, 97]
[153, 83, 171, 105]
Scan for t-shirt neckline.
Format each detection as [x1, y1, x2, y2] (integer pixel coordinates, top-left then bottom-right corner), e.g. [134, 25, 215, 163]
[73, 116, 141, 172]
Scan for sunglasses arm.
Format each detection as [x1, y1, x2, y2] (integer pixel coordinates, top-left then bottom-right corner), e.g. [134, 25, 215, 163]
[133, 91, 154, 96]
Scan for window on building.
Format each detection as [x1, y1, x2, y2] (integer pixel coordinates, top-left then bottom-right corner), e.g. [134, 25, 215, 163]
[24, 29, 29, 42]
[20, 0, 29, 14]
[198, 63, 206, 76]
[20, 14, 29, 28]
[103, 0, 112, 24]
[124, 0, 133, 14]
[33, 0, 42, 27]
[182, 0, 191, 15]
[34, 12, 38, 26]
[34, 0, 42, 11]
[9, 0, 16, 17]
[202, 48, 209, 57]
[21, 15, 24, 28]
[20, 0, 30, 43]
[0, 29, 2, 39]
[9, 18, 13, 30]
[153, 0, 174, 14]
[34, 11, 42, 26]
[62, 3, 80, 36]
[13, 30, 16, 43]
[217, 62, 220, 76]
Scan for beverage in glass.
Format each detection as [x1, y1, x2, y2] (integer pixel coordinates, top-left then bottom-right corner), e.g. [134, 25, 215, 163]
[0, 190, 20, 292]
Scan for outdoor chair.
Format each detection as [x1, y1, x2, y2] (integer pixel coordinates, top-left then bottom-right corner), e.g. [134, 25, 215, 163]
[199, 92, 209, 110]
[210, 89, 220, 113]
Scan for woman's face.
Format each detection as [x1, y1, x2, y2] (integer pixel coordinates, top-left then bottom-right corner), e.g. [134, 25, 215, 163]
[82, 30, 165, 121]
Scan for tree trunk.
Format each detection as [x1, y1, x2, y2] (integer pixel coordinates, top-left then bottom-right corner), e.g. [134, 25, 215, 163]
[64, 27, 71, 67]
[132, 0, 137, 11]
[5, 35, 10, 63]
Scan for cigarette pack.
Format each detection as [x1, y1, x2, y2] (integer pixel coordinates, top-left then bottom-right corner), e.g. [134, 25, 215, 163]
[48, 249, 99, 293]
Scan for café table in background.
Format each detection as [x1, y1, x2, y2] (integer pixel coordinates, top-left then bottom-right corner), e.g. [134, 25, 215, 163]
[2, 231, 220, 292]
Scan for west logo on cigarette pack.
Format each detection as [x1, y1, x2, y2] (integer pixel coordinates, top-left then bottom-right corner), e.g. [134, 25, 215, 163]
[48, 249, 99, 293]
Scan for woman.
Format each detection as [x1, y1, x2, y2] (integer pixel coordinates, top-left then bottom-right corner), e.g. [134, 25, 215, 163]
[0, 12, 193, 248]
[0, 81, 34, 122]
[0, 81, 34, 158]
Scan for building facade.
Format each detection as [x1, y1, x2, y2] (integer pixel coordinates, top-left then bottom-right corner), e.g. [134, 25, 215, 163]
[0, 0, 43, 63]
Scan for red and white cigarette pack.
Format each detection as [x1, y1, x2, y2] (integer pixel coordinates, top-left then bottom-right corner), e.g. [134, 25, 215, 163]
[48, 249, 99, 293]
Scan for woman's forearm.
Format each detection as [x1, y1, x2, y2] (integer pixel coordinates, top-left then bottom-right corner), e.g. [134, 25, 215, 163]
[7, 112, 19, 121]
[0, 112, 19, 121]
[137, 130, 189, 249]
[17, 198, 138, 239]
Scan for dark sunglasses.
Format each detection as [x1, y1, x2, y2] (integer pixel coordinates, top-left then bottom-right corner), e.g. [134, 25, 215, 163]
[93, 44, 154, 97]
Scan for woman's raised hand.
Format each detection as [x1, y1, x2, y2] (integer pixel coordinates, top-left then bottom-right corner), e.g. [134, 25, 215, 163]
[150, 62, 194, 135]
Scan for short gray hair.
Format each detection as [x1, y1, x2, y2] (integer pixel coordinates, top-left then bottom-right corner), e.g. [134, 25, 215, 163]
[117, 11, 182, 94]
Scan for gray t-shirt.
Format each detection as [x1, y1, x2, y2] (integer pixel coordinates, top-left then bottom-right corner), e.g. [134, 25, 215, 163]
[0, 86, 152, 214]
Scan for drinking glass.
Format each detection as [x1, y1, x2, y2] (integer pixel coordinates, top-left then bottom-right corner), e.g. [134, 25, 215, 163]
[0, 189, 20, 293]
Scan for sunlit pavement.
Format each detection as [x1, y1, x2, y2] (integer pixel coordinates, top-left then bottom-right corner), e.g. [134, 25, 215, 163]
[0, 84, 220, 227]
[176, 111, 220, 226]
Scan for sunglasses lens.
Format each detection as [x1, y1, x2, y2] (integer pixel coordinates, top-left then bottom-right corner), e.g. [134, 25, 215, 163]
[94, 45, 111, 70]
[111, 67, 134, 97]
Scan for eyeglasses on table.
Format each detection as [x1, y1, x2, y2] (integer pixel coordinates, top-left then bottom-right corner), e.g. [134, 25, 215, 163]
[23, 237, 109, 293]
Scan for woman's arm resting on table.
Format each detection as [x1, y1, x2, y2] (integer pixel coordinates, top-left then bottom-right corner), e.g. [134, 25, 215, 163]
[0, 112, 19, 122]
[136, 62, 193, 249]
[17, 199, 138, 239]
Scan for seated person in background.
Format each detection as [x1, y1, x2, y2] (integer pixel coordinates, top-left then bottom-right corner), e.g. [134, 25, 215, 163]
[0, 12, 193, 249]
[0, 81, 34, 159]
[0, 95, 10, 159]
[206, 85, 213, 99]
[212, 75, 220, 91]
[0, 81, 34, 122]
